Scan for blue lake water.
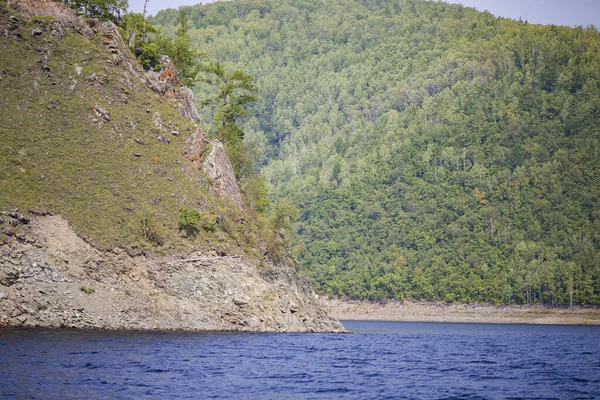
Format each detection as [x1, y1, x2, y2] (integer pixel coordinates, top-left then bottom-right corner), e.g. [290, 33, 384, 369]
[1, 321, 599, 399]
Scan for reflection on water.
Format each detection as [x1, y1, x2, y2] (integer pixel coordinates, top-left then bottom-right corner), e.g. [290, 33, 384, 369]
[1, 322, 599, 399]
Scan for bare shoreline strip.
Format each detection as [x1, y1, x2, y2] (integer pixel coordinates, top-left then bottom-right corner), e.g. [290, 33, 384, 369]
[320, 298, 600, 325]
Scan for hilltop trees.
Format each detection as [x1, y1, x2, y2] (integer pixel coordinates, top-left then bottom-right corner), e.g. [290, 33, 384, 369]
[63, 0, 128, 23]
[150, 0, 600, 305]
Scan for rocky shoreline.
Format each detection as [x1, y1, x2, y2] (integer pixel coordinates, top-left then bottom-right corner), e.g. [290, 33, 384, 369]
[321, 297, 600, 325]
[0, 214, 344, 333]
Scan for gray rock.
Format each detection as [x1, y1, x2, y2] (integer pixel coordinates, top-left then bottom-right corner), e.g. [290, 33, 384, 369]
[0, 291, 6, 299]
[289, 301, 298, 313]
[20, 304, 36, 315]
[202, 141, 244, 210]
[233, 297, 249, 306]
[92, 105, 110, 122]
[156, 134, 170, 144]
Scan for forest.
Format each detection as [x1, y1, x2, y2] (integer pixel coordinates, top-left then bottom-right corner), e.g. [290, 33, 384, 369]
[150, 0, 600, 305]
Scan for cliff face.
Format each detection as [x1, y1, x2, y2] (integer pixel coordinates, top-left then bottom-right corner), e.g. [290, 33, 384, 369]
[202, 141, 244, 210]
[0, 1, 343, 332]
[0, 214, 342, 332]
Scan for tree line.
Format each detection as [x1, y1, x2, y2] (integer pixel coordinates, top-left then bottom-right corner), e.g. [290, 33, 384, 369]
[149, 0, 600, 305]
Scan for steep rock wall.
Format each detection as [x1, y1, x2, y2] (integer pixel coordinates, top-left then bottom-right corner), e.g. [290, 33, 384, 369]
[202, 141, 244, 210]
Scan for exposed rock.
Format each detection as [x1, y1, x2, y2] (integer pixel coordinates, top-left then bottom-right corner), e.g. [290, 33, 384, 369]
[184, 128, 207, 166]
[7, 0, 77, 27]
[233, 297, 250, 306]
[1, 211, 29, 224]
[289, 301, 298, 313]
[203, 140, 244, 210]
[91, 104, 110, 122]
[177, 86, 201, 122]
[144, 57, 201, 123]
[0, 267, 20, 286]
[0, 215, 344, 332]
[156, 134, 170, 144]
[152, 111, 166, 131]
[99, 21, 125, 66]
[145, 56, 177, 95]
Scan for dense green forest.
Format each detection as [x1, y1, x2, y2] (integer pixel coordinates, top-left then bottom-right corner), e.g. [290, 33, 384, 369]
[150, 0, 600, 305]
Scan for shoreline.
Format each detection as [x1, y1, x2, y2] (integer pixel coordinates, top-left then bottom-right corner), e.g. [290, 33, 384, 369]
[320, 297, 600, 325]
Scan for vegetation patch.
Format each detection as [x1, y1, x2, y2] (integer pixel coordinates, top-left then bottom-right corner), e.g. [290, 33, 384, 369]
[80, 286, 95, 294]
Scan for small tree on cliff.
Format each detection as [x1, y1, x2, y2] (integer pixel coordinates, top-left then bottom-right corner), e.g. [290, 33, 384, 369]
[201, 60, 258, 146]
[119, 12, 156, 50]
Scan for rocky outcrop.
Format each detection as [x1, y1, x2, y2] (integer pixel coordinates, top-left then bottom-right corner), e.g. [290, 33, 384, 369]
[145, 56, 201, 123]
[6, 0, 77, 26]
[184, 128, 208, 166]
[203, 141, 244, 210]
[0, 215, 344, 332]
[6, 0, 95, 38]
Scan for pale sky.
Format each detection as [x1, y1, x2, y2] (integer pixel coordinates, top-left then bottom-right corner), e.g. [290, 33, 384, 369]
[128, 0, 599, 28]
[444, 0, 600, 27]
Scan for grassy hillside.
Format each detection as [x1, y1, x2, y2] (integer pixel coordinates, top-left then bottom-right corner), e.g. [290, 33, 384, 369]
[0, 2, 262, 256]
[150, 0, 600, 305]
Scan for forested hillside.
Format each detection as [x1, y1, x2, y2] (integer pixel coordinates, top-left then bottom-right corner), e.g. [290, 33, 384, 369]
[151, 0, 600, 305]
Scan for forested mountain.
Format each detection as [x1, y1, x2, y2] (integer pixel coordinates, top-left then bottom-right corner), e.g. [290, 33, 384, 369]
[150, 0, 600, 305]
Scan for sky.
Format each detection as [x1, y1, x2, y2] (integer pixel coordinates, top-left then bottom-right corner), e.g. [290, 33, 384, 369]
[128, 0, 600, 28]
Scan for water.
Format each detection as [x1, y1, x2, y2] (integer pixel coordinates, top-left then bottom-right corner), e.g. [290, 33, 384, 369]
[1, 321, 599, 399]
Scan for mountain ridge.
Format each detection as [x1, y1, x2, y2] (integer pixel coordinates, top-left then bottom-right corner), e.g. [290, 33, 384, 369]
[151, 0, 600, 305]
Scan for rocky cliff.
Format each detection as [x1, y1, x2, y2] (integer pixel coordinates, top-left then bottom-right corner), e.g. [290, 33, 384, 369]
[0, 0, 343, 332]
[0, 214, 341, 332]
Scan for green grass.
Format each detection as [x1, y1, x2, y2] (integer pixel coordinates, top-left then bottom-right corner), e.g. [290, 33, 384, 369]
[80, 286, 95, 294]
[0, 7, 260, 256]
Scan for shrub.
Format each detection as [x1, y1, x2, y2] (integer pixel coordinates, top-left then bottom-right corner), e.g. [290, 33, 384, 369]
[139, 209, 163, 246]
[80, 286, 95, 294]
[201, 212, 217, 233]
[139, 42, 161, 71]
[178, 207, 201, 237]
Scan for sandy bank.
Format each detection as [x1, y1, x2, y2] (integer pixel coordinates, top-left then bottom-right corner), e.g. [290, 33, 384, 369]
[320, 297, 600, 325]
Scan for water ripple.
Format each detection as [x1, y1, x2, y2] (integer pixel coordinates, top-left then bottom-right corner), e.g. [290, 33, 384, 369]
[0, 322, 599, 399]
